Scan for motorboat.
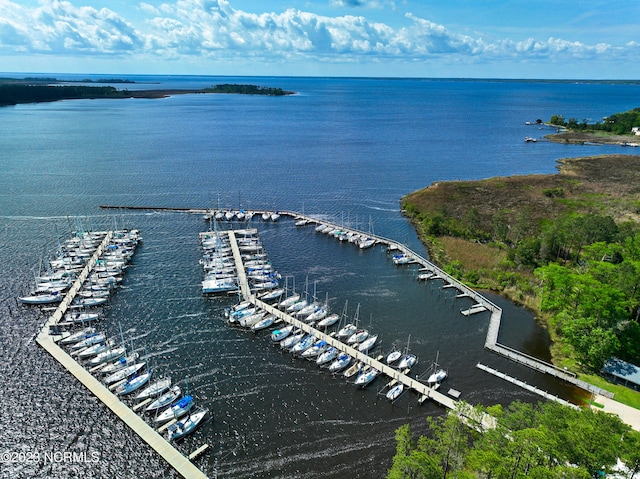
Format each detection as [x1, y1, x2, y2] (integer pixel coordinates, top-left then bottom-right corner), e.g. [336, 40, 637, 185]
[145, 385, 181, 413]
[271, 325, 294, 342]
[202, 277, 237, 294]
[386, 384, 404, 401]
[135, 377, 171, 400]
[392, 254, 411, 265]
[328, 353, 352, 373]
[116, 370, 152, 396]
[154, 395, 194, 423]
[166, 409, 208, 441]
[357, 335, 378, 353]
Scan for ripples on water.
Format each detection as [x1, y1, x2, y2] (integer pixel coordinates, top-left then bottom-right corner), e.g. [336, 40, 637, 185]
[3, 77, 638, 478]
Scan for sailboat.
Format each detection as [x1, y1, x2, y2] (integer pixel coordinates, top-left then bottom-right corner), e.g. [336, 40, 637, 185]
[166, 409, 208, 441]
[397, 335, 417, 370]
[336, 302, 358, 340]
[386, 383, 404, 401]
[427, 351, 447, 386]
[154, 377, 195, 423]
[146, 385, 181, 413]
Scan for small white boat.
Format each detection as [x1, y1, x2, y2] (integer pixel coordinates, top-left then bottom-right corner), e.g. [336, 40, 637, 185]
[59, 327, 97, 345]
[270, 212, 281, 222]
[18, 291, 63, 305]
[238, 311, 266, 328]
[343, 361, 364, 379]
[154, 395, 194, 423]
[251, 314, 276, 332]
[357, 335, 378, 353]
[271, 325, 294, 342]
[386, 350, 402, 364]
[261, 212, 271, 221]
[358, 237, 376, 249]
[166, 409, 207, 441]
[305, 307, 327, 323]
[427, 369, 447, 385]
[347, 329, 368, 345]
[354, 366, 380, 387]
[104, 362, 146, 384]
[70, 333, 106, 350]
[116, 370, 152, 396]
[392, 254, 411, 265]
[259, 288, 284, 302]
[336, 324, 357, 340]
[290, 334, 315, 354]
[316, 347, 338, 366]
[100, 353, 139, 375]
[225, 300, 252, 318]
[328, 353, 352, 373]
[135, 377, 171, 400]
[316, 313, 340, 328]
[202, 277, 237, 294]
[286, 299, 308, 313]
[280, 330, 304, 350]
[278, 293, 300, 309]
[386, 384, 404, 401]
[398, 354, 417, 370]
[301, 340, 328, 359]
[146, 385, 181, 413]
[87, 345, 126, 366]
[63, 312, 100, 324]
[77, 341, 113, 359]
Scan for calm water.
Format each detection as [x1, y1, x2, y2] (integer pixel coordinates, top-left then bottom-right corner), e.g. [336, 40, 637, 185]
[1, 76, 639, 478]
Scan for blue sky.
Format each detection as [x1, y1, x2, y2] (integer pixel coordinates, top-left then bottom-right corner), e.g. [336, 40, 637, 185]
[1, 0, 639, 78]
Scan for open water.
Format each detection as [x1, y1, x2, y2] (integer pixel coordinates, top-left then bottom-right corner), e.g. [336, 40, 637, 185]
[1, 75, 639, 478]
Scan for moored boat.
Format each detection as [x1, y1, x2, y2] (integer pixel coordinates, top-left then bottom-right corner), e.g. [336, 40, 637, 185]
[116, 370, 152, 396]
[386, 384, 404, 401]
[271, 325, 294, 342]
[154, 395, 194, 423]
[146, 385, 181, 413]
[166, 409, 208, 441]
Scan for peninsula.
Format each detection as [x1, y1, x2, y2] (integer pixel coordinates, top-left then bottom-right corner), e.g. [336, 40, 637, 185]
[401, 153, 640, 401]
[0, 78, 294, 106]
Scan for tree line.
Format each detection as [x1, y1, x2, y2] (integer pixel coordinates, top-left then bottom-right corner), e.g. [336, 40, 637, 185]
[204, 83, 291, 95]
[550, 107, 640, 135]
[0, 84, 124, 106]
[388, 401, 640, 479]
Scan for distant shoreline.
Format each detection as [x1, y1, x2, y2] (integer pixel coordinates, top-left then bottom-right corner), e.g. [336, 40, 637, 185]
[0, 79, 295, 107]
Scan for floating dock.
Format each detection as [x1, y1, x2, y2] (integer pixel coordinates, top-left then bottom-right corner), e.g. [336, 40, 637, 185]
[35, 231, 208, 479]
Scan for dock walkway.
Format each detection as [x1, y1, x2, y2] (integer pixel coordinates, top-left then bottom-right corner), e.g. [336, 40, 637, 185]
[36, 231, 208, 479]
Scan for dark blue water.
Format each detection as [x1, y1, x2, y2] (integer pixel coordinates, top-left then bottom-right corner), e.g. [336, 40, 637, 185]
[1, 76, 638, 478]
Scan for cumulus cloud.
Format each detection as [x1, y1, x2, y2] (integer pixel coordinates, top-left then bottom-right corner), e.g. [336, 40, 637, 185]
[0, 0, 636, 67]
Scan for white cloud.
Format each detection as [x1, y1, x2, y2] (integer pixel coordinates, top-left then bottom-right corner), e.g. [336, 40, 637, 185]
[0, 0, 637, 71]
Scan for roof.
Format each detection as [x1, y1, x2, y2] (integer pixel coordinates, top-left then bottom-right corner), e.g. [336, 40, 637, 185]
[602, 358, 640, 387]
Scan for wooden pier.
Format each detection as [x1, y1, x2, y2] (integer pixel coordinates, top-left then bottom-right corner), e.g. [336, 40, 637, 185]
[35, 231, 208, 479]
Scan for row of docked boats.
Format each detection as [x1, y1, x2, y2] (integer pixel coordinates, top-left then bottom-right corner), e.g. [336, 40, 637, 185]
[204, 209, 282, 222]
[311, 221, 376, 249]
[59, 323, 207, 441]
[18, 229, 141, 310]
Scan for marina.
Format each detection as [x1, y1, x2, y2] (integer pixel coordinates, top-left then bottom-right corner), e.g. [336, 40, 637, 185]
[31, 228, 209, 479]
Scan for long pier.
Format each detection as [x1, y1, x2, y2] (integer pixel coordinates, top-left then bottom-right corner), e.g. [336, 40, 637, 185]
[35, 231, 208, 479]
[101, 204, 614, 399]
[226, 230, 460, 411]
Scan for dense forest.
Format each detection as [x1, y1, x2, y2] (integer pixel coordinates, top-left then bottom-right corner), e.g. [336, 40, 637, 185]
[204, 83, 292, 95]
[0, 84, 130, 106]
[388, 401, 640, 479]
[401, 155, 640, 374]
[549, 107, 640, 135]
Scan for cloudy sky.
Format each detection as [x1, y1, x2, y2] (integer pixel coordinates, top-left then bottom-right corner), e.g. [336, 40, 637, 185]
[1, 0, 639, 78]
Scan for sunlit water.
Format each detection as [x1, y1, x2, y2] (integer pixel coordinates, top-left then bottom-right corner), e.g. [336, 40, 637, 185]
[1, 76, 638, 478]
